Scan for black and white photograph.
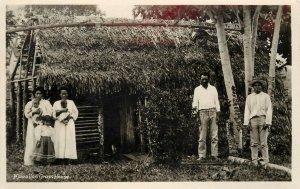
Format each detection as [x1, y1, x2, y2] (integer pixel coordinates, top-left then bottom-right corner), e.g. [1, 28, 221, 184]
[1, 0, 299, 187]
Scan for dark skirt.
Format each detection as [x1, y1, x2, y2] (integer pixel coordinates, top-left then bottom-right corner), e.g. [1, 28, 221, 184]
[33, 136, 55, 163]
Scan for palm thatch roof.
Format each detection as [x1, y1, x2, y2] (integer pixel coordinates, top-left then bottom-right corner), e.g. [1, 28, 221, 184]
[37, 19, 242, 95]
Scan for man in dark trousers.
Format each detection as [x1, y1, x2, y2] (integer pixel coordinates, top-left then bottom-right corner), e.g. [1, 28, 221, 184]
[192, 71, 220, 161]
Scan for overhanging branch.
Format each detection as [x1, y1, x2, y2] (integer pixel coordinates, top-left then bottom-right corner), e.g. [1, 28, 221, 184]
[6, 21, 242, 34]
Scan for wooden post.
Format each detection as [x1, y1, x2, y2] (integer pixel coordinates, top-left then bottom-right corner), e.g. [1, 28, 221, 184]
[16, 81, 22, 143]
[138, 99, 145, 152]
[119, 97, 125, 150]
[32, 77, 37, 96]
[98, 105, 104, 158]
[22, 80, 28, 145]
[10, 82, 16, 142]
[144, 97, 153, 155]
[32, 48, 37, 77]
[119, 96, 136, 153]
[19, 61, 22, 80]
[125, 96, 135, 152]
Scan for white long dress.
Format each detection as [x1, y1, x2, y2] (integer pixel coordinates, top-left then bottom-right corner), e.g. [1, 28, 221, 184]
[24, 99, 52, 165]
[53, 100, 78, 159]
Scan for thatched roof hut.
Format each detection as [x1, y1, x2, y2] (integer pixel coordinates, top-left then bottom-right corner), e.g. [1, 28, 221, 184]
[37, 20, 226, 96]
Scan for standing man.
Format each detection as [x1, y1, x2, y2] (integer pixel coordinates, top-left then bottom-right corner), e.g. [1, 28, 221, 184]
[243, 79, 272, 165]
[192, 71, 220, 161]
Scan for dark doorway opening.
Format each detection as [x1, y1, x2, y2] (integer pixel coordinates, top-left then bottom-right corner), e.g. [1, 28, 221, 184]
[103, 96, 121, 155]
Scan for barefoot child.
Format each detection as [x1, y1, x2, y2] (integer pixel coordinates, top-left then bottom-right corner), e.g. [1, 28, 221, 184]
[33, 115, 55, 164]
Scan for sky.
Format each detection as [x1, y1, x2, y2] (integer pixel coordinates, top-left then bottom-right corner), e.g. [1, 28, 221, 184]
[7, 4, 136, 19]
[98, 4, 135, 19]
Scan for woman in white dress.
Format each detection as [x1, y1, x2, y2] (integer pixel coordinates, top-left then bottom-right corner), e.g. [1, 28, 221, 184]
[53, 87, 78, 164]
[24, 87, 52, 165]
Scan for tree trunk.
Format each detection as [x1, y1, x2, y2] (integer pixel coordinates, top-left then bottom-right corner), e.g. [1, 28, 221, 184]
[242, 5, 262, 151]
[268, 6, 283, 100]
[228, 156, 291, 176]
[243, 6, 252, 95]
[251, 6, 262, 78]
[215, 13, 243, 153]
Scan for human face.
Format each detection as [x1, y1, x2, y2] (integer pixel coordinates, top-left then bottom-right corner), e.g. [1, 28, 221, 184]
[33, 100, 39, 108]
[253, 82, 262, 94]
[44, 120, 52, 126]
[200, 75, 209, 87]
[34, 90, 43, 100]
[60, 90, 68, 100]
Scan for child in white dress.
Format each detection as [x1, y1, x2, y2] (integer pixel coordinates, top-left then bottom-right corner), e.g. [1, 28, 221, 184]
[33, 115, 55, 164]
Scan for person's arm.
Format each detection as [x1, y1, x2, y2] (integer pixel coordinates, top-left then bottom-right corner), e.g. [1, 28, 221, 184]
[56, 109, 67, 117]
[31, 107, 42, 116]
[68, 100, 79, 121]
[192, 88, 198, 114]
[214, 87, 221, 121]
[39, 108, 43, 116]
[214, 87, 220, 112]
[53, 101, 67, 118]
[24, 101, 33, 119]
[264, 94, 273, 129]
[243, 95, 251, 127]
[52, 102, 58, 119]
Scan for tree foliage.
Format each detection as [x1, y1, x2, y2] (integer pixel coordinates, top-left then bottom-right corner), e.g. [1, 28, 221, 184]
[134, 5, 291, 66]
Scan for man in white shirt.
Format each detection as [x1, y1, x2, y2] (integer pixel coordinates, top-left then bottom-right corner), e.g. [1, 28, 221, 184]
[192, 72, 220, 161]
[243, 79, 272, 165]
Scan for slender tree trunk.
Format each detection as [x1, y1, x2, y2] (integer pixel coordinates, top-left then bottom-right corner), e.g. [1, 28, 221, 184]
[243, 6, 252, 95]
[251, 6, 262, 78]
[242, 5, 262, 151]
[268, 6, 283, 100]
[215, 13, 243, 153]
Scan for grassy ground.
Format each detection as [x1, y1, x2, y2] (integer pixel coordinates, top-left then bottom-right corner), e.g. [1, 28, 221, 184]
[6, 144, 291, 182]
